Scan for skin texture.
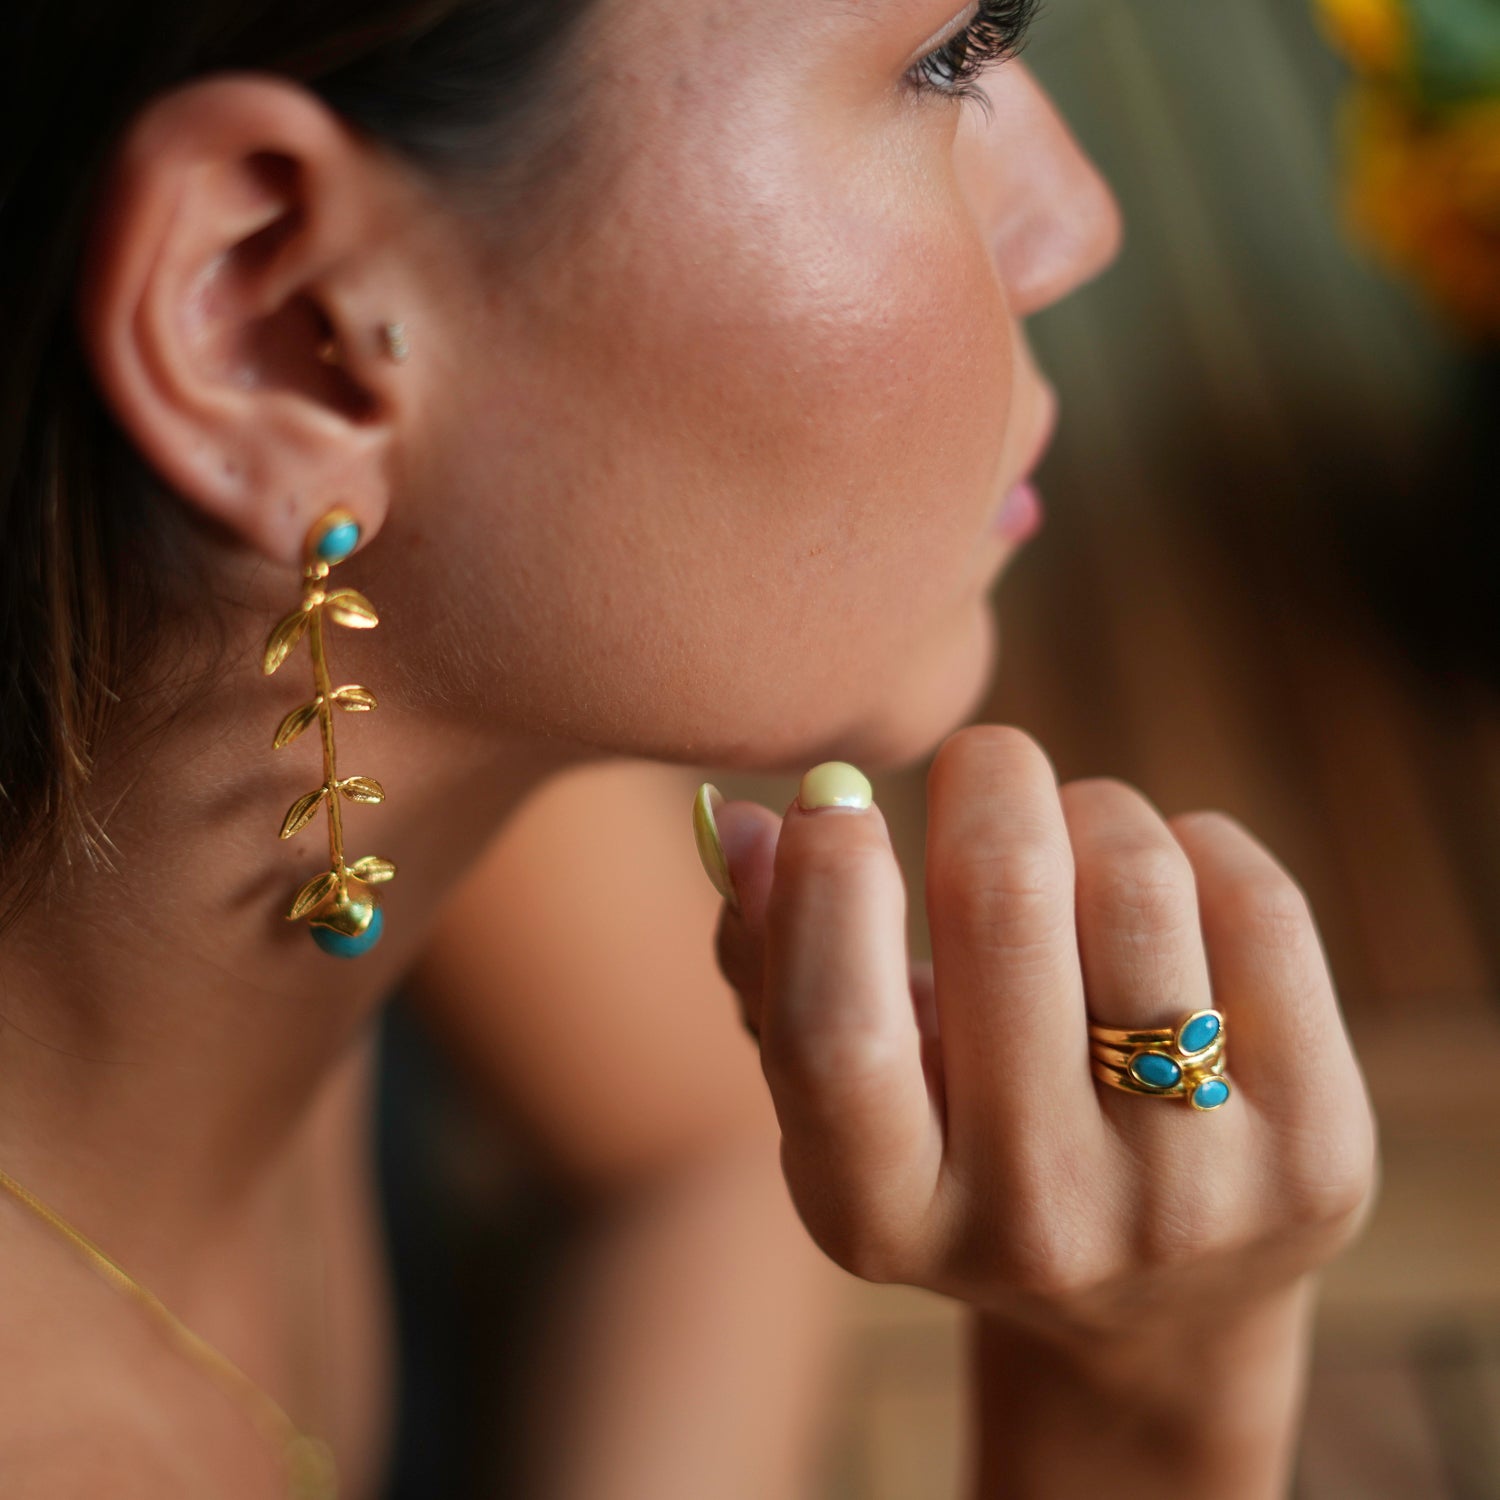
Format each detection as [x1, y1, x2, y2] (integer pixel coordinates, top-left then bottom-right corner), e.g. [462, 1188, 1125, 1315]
[0, 0, 1380, 1493]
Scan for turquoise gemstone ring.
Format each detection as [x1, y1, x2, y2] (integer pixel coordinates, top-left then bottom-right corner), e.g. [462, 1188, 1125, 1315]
[1087, 1008, 1232, 1111]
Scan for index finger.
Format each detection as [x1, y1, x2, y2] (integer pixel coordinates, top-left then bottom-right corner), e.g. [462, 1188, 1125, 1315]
[760, 763, 943, 1260]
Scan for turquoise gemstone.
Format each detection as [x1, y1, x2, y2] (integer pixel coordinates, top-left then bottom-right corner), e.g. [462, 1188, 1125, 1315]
[311, 904, 383, 958]
[316, 520, 361, 565]
[1180, 1013, 1221, 1054]
[1129, 1051, 1182, 1089]
[1192, 1077, 1230, 1110]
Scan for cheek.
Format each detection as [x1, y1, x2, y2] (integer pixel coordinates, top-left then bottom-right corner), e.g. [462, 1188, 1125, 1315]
[426, 120, 1016, 760]
[628, 163, 1016, 578]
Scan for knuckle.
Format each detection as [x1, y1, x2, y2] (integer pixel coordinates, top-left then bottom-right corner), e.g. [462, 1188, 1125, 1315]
[1132, 1198, 1225, 1273]
[761, 1015, 906, 1097]
[1277, 1120, 1381, 1230]
[934, 840, 1073, 948]
[1289, 1171, 1375, 1236]
[787, 837, 883, 889]
[979, 839, 1075, 905]
[1061, 774, 1140, 806]
[833, 1232, 913, 1287]
[960, 1181, 1112, 1303]
[1221, 870, 1314, 947]
[784, 1169, 915, 1284]
[999, 1222, 1109, 1301]
[1083, 838, 1195, 939]
[1169, 808, 1247, 841]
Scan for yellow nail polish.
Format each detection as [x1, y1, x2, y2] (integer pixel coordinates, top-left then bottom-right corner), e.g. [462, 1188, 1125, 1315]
[797, 761, 873, 811]
[692, 783, 741, 913]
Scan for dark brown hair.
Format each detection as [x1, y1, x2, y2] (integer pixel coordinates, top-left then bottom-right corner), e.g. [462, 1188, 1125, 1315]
[0, 0, 595, 925]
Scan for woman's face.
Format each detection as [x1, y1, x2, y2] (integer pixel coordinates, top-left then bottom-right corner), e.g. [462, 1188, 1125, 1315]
[391, 0, 1121, 774]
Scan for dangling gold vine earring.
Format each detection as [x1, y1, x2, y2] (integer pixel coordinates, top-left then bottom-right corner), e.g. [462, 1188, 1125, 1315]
[262, 507, 396, 957]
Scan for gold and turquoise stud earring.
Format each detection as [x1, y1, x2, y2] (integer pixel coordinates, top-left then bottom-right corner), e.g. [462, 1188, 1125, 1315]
[261, 507, 396, 957]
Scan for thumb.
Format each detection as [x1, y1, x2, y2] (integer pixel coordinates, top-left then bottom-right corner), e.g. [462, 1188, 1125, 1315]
[692, 783, 781, 1032]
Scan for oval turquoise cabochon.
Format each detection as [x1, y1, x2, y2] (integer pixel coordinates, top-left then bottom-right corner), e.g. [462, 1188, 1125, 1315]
[1191, 1077, 1231, 1110]
[1180, 1012, 1221, 1054]
[1129, 1051, 1182, 1089]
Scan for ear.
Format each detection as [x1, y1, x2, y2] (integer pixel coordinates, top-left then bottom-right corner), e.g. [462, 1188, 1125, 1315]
[75, 73, 431, 569]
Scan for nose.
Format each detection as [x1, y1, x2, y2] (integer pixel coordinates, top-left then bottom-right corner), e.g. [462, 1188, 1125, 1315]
[955, 62, 1124, 319]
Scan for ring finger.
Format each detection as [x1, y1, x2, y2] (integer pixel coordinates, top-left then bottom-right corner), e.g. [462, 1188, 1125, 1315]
[1059, 779, 1252, 1170]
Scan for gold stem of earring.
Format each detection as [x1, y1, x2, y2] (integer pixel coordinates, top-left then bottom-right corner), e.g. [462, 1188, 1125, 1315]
[266, 511, 396, 948]
[307, 594, 346, 892]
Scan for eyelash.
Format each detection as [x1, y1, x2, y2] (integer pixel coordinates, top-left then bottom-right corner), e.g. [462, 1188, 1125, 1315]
[907, 0, 1041, 105]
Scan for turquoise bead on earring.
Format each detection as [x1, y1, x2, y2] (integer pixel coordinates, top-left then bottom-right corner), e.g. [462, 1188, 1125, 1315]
[315, 519, 361, 566]
[312, 904, 385, 959]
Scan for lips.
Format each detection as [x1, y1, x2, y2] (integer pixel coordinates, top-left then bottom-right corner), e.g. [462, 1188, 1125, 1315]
[992, 479, 1043, 542]
[990, 391, 1058, 543]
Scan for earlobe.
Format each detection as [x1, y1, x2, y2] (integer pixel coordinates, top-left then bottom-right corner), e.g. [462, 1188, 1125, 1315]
[74, 74, 421, 569]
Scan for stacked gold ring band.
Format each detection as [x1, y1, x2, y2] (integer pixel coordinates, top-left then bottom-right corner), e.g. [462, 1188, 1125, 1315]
[1087, 1007, 1233, 1111]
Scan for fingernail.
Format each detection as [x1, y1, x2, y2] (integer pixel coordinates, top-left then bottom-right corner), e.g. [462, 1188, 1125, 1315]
[692, 782, 742, 914]
[797, 761, 873, 812]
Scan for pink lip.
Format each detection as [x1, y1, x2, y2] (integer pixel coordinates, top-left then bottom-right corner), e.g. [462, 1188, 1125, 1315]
[992, 480, 1043, 542]
[990, 395, 1058, 543]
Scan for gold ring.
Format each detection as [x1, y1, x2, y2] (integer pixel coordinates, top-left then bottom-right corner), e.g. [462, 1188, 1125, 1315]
[1087, 1007, 1232, 1111]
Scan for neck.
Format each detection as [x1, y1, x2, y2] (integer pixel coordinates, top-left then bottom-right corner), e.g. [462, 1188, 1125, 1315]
[0, 566, 599, 1305]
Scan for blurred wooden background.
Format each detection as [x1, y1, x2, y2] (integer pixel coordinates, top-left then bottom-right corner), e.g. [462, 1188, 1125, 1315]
[378, 0, 1499, 1494]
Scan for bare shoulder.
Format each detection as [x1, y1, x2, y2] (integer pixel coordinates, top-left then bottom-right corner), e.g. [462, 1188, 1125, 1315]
[0, 1229, 286, 1500]
[0, 1428, 206, 1498]
[0, 1362, 240, 1500]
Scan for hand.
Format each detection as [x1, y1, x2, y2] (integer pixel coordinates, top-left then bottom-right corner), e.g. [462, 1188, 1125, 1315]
[698, 726, 1380, 1354]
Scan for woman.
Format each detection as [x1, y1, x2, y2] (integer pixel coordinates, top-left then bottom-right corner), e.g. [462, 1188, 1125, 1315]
[0, 0, 1380, 1495]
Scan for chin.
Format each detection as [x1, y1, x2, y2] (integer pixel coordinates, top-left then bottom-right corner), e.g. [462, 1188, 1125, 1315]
[748, 600, 1000, 779]
[860, 603, 1000, 771]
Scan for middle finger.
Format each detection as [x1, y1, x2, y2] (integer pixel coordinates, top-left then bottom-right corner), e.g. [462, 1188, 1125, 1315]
[924, 727, 1103, 1179]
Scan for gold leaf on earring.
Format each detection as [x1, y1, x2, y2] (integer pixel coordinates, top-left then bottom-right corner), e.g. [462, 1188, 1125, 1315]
[263, 609, 311, 674]
[338, 775, 385, 805]
[287, 869, 339, 921]
[280, 786, 329, 839]
[349, 855, 397, 884]
[273, 701, 321, 749]
[330, 684, 378, 712]
[324, 589, 380, 629]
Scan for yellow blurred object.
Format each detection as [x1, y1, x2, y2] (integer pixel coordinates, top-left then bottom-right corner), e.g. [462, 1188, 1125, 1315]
[1342, 88, 1500, 338]
[1315, 0, 1409, 76]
